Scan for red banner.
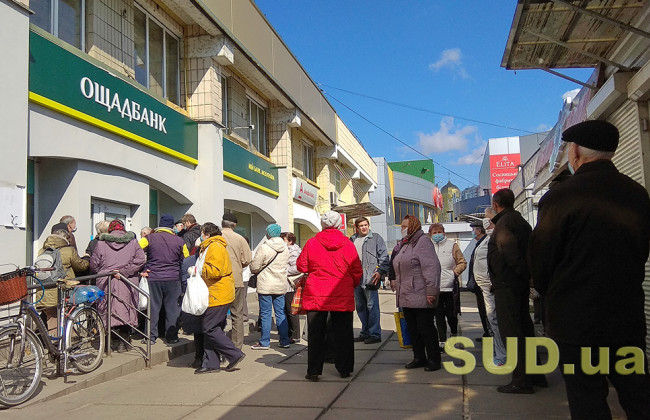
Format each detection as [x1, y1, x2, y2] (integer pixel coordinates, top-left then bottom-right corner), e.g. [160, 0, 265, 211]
[490, 153, 521, 193]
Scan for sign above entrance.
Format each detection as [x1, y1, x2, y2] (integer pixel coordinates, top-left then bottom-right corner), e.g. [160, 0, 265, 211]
[292, 177, 317, 206]
[28, 30, 198, 165]
[223, 139, 279, 197]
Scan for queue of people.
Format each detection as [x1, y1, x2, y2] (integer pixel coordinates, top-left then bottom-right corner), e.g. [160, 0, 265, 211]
[34, 120, 650, 418]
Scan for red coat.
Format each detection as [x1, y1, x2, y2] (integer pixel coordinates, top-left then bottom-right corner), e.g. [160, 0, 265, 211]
[296, 228, 362, 312]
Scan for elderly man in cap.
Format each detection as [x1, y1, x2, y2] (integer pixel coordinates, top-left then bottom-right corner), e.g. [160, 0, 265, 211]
[529, 120, 650, 418]
[220, 213, 252, 349]
[140, 214, 189, 345]
[297, 211, 362, 381]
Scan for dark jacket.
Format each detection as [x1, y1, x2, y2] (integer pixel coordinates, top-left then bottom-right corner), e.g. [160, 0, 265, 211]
[392, 230, 441, 308]
[529, 160, 650, 346]
[350, 230, 389, 288]
[487, 207, 531, 291]
[142, 228, 187, 282]
[180, 223, 202, 253]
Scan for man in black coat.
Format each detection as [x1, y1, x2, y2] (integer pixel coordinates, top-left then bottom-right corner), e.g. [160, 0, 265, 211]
[529, 120, 650, 419]
[488, 188, 546, 394]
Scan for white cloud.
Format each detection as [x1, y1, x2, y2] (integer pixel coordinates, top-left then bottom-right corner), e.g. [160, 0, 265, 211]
[562, 88, 580, 102]
[429, 48, 470, 79]
[454, 141, 487, 165]
[416, 117, 477, 155]
[535, 123, 552, 132]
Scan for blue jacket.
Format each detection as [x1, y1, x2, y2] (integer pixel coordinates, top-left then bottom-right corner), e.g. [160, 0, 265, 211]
[350, 230, 389, 288]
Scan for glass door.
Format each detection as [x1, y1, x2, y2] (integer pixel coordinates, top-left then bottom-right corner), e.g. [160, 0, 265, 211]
[91, 200, 132, 238]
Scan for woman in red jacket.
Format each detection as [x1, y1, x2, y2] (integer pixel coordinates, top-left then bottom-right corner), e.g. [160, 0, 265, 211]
[297, 211, 362, 381]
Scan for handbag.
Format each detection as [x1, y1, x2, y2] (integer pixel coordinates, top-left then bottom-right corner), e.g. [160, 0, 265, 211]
[181, 246, 210, 316]
[248, 251, 278, 289]
[466, 275, 478, 293]
[138, 276, 149, 310]
[290, 276, 307, 315]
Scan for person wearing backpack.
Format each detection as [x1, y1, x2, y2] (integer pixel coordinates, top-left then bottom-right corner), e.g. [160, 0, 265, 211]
[35, 229, 89, 322]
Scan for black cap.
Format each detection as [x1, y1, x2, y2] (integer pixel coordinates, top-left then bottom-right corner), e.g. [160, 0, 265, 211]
[469, 222, 483, 228]
[562, 120, 619, 152]
[51, 222, 67, 233]
[222, 213, 238, 224]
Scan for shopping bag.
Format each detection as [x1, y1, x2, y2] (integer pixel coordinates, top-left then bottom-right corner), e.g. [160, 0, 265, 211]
[290, 277, 306, 315]
[181, 274, 209, 316]
[394, 311, 412, 349]
[138, 276, 149, 310]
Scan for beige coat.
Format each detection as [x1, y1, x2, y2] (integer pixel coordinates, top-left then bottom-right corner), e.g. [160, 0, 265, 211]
[221, 227, 252, 288]
[250, 237, 289, 295]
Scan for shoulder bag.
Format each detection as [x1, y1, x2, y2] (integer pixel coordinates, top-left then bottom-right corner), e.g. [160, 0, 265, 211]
[248, 251, 278, 289]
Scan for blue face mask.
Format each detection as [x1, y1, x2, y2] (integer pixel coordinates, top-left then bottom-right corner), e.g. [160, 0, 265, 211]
[568, 161, 575, 175]
[432, 233, 445, 243]
[472, 231, 477, 239]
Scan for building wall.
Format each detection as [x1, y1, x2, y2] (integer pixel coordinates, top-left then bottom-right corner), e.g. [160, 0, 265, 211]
[335, 116, 377, 184]
[0, 0, 30, 267]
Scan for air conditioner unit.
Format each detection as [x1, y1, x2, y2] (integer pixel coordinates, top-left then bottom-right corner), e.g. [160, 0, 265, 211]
[329, 191, 339, 206]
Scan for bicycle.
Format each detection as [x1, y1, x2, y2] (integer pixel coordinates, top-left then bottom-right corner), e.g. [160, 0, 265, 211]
[0, 266, 106, 407]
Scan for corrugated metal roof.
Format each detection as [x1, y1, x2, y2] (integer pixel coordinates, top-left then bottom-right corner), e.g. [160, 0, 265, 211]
[502, 0, 650, 71]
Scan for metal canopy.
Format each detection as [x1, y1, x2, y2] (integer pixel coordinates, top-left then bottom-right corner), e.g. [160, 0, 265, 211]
[502, 0, 649, 71]
[331, 202, 384, 219]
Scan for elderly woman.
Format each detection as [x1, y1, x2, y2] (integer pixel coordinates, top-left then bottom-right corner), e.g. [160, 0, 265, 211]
[194, 222, 245, 374]
[90, 220, 146, 352]
[85, 220, 110, 258]
[391, 215, 442, 372]
[250, 224, 290, 350]
[297, 211, 362, 381]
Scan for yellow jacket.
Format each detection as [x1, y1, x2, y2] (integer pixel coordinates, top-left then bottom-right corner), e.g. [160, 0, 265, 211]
[199, 235, 234, 307]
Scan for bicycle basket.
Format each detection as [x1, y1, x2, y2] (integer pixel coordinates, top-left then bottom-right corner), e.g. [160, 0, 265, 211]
[0, 269, 27, 305]
[71, 285, 105, 305]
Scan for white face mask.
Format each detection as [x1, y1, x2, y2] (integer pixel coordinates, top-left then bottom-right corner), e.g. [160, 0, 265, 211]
[486, 228, 494, 235]
[401, 227, 409, 238]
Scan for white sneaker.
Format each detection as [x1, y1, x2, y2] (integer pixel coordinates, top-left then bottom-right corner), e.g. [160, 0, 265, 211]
[251, 343, 269, 350]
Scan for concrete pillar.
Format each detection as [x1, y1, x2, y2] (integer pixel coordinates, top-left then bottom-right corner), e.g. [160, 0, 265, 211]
[0, 0, 30, 266]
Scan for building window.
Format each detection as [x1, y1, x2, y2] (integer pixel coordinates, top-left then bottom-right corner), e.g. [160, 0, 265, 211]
[303, 142, 314, 181]
[133, 6, 180, 104]
[31, 0, 85, 50]
[247, 98, 267, 156]
[394, 199, 426, 225]
[220, 75, 228, 127]
[331, 168, 341, 194]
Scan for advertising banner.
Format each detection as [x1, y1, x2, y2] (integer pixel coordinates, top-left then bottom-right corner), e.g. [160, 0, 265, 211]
[293, 177, 317, 206]
[490, 153, 520, 193]
[223, 139, 279, 197]
[28, 30, 198, 164]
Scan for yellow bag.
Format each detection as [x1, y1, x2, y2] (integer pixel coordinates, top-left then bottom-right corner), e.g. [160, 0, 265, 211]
[394, 311, 412, 349]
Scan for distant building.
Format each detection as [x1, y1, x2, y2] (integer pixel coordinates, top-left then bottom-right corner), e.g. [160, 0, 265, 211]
[441, 180, 461, 222]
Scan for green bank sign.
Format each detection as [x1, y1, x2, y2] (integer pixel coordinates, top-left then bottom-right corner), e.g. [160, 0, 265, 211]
[28, 30, 198, 164]
[223, 139, 279, 197]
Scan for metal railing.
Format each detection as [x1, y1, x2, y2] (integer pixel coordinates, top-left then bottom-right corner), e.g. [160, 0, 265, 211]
[72, 271, 151, 367]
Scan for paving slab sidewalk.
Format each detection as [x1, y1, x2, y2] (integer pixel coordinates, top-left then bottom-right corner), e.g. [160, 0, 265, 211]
[3, 291, 628, 419]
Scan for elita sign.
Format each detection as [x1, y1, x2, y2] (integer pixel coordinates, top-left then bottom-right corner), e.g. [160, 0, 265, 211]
[293, 177, 317, 206]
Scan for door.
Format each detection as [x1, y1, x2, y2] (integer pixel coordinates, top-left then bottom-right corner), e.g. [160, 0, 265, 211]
[91, 200, 132, 238]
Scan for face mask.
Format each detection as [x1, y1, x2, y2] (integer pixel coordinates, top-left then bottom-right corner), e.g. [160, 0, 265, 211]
[568, 161, 575, 175]
[401, 228, 408, 239]
[432, 233, 445, 243]
[472, 231, 477, 239]
[486, 228, 494, 235]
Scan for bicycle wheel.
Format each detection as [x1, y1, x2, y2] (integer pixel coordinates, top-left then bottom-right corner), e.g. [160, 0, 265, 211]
[65, 307, 105, 373]
[0, 326, 43, 407]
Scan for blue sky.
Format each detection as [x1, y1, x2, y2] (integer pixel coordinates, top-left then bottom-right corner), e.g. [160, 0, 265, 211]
[254, 1, 592, 190]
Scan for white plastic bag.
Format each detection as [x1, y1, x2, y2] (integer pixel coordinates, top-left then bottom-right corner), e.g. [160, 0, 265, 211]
[181, 247, 209, 316]
[138, 276, 149, 310]
[182, 274, 209, 316]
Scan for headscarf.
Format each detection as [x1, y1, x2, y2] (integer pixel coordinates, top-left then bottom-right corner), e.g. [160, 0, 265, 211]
[320, 211, 342, 229]
[406, 215, 422, 236]
[266, 224, 282, 238]
[108, 220, 125, 233]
